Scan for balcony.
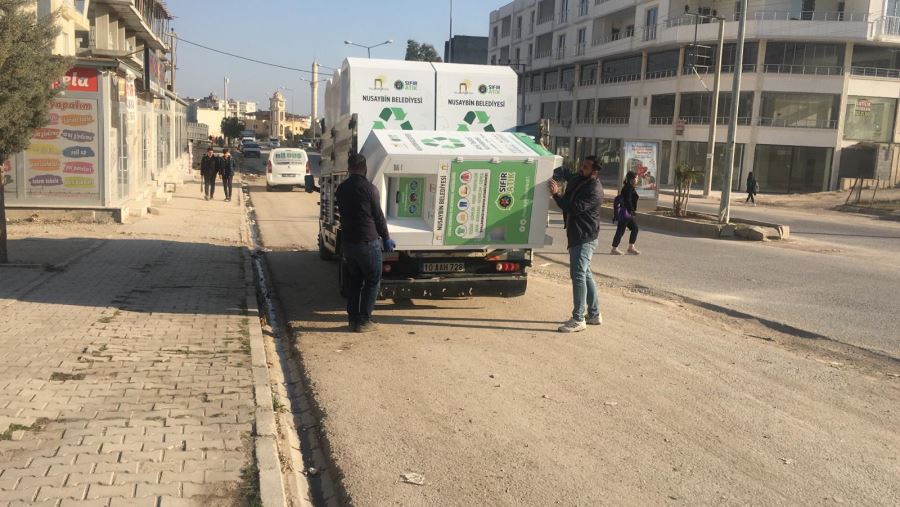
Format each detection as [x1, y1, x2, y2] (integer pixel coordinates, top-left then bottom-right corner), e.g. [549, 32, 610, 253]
[575, 42, 586, 56]
[535, 48, 552, 59]
[757, 117, 837, 129]
[645, 69, 677, 79]
[763, 64, 843, 76]
[556, 46, 567, 59]
[649, 116, 673, 125]
[882, 16, 900, 36]
[600, 73, 640, 84]
[850, 66, 900, 79]
[596, 117, 629, 125]
[103, 0, 172, 50]
[748, 10, 869, 22]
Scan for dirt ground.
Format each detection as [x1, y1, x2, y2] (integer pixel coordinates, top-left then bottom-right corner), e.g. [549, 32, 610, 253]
[261, 197, 900, 506]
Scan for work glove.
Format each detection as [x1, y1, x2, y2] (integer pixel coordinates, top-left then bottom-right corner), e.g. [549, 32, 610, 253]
[383, 238, 396, 253]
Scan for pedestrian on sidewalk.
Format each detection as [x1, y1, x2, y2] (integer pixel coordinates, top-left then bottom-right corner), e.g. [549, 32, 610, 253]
[335, 153, 395, 333]
[745, 171, 759, 206]
[611, 171, 641, 256]
[219, 148, 236, 202]
[548, 156, 604, 333]
[200, 147, 217, 200]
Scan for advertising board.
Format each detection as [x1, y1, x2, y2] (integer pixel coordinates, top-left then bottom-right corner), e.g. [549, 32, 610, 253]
[623, 140, 659, 198]
[433, 63, 517, 133]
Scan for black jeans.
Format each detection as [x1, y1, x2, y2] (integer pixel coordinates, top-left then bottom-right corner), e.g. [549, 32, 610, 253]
[203, 172, 216, 198]
[222, 174, 233, 199]
[343, 240, 383, 326]
[746, 192, 755, 203]
[613, 218, 639, 247]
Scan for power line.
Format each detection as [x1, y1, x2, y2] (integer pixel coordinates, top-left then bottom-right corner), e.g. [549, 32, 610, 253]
[171, 34, 335, 75]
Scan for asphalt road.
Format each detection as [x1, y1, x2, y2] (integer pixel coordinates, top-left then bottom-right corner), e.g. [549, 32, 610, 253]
[241, 174, 900, 506]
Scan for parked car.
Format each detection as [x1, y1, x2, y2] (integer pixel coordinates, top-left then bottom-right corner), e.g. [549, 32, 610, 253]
[269, 138, 281, 148]
[266, 148, 309, 191]
[242, 142, 262, 158]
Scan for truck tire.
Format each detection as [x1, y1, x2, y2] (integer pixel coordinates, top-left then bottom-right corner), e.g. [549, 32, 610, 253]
[318, 234, 333, 260]
[338, 259, 350, 298]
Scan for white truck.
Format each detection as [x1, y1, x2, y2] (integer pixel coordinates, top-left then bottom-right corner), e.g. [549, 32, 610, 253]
[315, 58, 560, 299]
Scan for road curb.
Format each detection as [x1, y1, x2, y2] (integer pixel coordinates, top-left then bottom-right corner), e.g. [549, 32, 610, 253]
[238, 187, 289, 507]
[597, 205, 790, 240]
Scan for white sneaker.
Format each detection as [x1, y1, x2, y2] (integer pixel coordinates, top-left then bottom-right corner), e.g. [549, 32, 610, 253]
[558, 318, 587, 333]
[611, 247, 623, 255]
[627, 246, 641, 255]
[586, 314, 602, 325]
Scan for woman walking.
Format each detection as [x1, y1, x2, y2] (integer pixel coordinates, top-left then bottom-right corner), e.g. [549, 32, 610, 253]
[611, 171, 640, 255]
[745, 171, 758, 206]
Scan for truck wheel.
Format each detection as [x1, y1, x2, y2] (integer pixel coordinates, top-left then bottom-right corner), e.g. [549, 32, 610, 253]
[318, 234, 332, 260]
[338, 259, 350, 298]
[392, 298, 413, 306]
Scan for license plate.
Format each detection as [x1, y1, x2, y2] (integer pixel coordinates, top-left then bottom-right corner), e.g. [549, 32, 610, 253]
[422, 262, 465, 273]
[280, 173, 296, 178]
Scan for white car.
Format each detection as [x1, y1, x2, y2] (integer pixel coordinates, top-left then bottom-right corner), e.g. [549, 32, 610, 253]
[266, 148, 309, 191]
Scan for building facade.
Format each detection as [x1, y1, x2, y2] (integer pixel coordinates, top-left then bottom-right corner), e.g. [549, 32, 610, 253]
[268, 92, 311, 140]
[5, 0, 189, 215]
[489, 0, 900, 193]
[186, 93, 258, 138]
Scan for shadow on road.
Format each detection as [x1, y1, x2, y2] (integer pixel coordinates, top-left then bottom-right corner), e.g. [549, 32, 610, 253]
[264, 250, 556, 335]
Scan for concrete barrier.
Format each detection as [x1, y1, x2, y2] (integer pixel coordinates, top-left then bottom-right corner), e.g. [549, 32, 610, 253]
[597, 205, 789, 241]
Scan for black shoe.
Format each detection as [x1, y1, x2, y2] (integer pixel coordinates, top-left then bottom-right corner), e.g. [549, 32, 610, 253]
[348, 321, 359, 332]
[355, 321, 378, 333]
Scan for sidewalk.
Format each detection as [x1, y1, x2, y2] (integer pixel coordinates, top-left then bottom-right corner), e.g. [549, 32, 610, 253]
[0, 181, 268, 506]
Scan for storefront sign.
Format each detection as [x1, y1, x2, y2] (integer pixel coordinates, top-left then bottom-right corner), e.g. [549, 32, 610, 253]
[54, 67, 99, 93]
[844, 96, 897, 143]
[143, 47, 164, 96]
[624, 140, 659, 198]
[23, 98, 100, 204]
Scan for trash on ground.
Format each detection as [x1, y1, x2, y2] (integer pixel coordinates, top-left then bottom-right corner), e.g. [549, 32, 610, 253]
[401, 472, 426, 485]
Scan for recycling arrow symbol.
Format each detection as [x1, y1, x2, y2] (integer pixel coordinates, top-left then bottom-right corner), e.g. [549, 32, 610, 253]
[421, 136, 465, 149]
[372, 107, 413, 130]
[458, 110, 495, 132]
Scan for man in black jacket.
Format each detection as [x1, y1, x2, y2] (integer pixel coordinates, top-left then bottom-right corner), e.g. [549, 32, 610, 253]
[335, 154, 395, 333]
[217, 149, 236, 201]
[200, 147, 217, 200]
[549, 156, 604, 333]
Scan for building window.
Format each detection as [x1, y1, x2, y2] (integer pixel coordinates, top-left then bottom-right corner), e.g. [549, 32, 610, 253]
[646, 49, 679, 79]
[536, 33, 553, 59]
[644, 7, 658, 41]
[491, 54, 497, 65]
[764, 42, 844, 75]
[492, 26, 499, 46]
[500, 46, 510, 63]
[754, 144, 832, 193]
[843, 96, 897, 142]
[759, 92, 840, 129]
[516, 16, 523, 39]
[677, 141, 746, 191]
[530, 10, 536, 33]
[561, 67, 576, 89]
[559, 0, 569, 22]
[543, 69, 559, 90]
[601, 54, 642, 83]
[579, 0, 589, 16]
[597, 97, 630, 124]
[576, 99, 596, 124]
[579, 62, 598, 85]
[559, 100, 574, 126]
[515, 47, 521, 64]
[850, 45, 900, 78]
[595, 138, 622, 188]
[576, 28, 587, 55]
[501, 16, 511, 38]
[557, 33, 567, 59]
[650, 94, 676, 125]
[538, 0, 554, 24]
[541, 101, 558, 120]
[679, 92, 753, 125]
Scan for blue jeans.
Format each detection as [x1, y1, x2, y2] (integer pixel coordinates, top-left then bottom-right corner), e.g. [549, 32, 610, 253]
[343, 240, 383, 325]
[569, 240, 599, 321]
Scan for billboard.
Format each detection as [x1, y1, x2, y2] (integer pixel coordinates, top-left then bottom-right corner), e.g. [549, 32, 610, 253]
[623, 141, 659, 198]
[22, 98, 101, 205]
[433, 63, 517, 133]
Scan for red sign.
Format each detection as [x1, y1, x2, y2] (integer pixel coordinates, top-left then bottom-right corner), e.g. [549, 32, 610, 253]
[54, 67, 99, 93]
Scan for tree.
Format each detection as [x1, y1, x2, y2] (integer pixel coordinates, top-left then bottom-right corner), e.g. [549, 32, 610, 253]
[220, 116, 246, 142]
[0, 0, 72, 263]
[673, 162, 703, 217]
[405, 40, 442, 62]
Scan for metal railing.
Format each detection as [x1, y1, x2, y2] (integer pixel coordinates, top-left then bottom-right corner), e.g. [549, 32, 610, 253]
[678, 116, 754, 125]
[763, 64, 843, 75]
[596, 117, 629, 125]
[579, 77, 597, 86]
[722, 63, 757, 73]
[576, 116, 594, 124]
[556, 46, 567, 59]
[646, 69, 677, 79]
[538, 12, 554, 24]
[717, 116, 753, 125]
[600, 73, 641, 84]
[884, 16, 900, 35]
[850, 66, 900, 79]
[751, 10, 869, 22]
[535, 48, 552, 59]
[649, 116, 673, 125]
[592, 31, 634, 47]
[559, 9, 569, 23]
[579, 1, 589, 16]
[757, 117, 837, 129]
[544, 81, 559, 90]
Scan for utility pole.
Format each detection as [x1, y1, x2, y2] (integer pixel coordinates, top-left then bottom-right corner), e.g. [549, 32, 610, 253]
[720, 0, 748, 223]
[311, 60, 319, 142]
[223, 77, 229, 117]
[702, 18, 726, 197]
[448, 0, 454, 63]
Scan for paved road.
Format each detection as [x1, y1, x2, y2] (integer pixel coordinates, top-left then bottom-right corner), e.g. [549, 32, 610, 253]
[242, 180, 900, 506]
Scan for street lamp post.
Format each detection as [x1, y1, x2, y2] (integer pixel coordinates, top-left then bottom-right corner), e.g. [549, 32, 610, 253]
[344, 39, 393, 58]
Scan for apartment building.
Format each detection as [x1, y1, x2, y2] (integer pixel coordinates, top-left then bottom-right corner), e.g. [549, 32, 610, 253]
[186, 94, 259, 138]
[5, 0, 188, 218]
[489, 0, 900, 193]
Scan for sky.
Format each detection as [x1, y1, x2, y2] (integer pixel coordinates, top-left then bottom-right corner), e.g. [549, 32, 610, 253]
[170, 0, 508, 116]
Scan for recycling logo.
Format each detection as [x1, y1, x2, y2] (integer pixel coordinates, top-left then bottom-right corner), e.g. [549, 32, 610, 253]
[458, 111, 495, 132]
[394, 80, 404, 90]
[478, 84, 488, 94]
[372, 108, 413, 130]
[421, 137, 465, 149]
